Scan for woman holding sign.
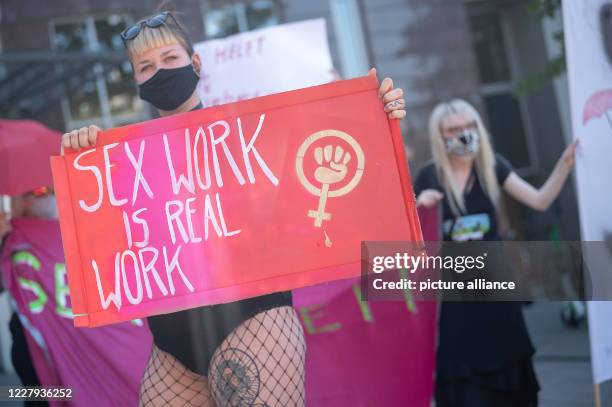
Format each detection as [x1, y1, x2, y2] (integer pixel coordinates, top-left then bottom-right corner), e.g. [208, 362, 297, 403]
[60, 10, 407, 407]
[414, 99, 577, 407]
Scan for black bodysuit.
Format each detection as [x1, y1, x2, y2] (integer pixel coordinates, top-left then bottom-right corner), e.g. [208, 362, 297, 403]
[147, 291, 293, 376]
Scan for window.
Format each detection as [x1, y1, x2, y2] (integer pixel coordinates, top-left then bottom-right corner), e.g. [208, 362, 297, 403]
[471, 12, 511, 84]
[483, 93, 531, 169]
[468, 11, 537, 174]
[202, 0, 278, 39]
[51, 15, 145, 130]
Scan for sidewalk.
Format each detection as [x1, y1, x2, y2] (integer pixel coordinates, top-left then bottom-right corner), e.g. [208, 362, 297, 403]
[525, 302, 609, 407]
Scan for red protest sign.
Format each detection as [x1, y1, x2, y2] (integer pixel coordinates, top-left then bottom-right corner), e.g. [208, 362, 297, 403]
[50, 75, 422, 327]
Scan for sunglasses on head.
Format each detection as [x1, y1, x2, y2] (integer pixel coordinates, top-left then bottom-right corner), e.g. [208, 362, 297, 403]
[121, 11, 178, 42]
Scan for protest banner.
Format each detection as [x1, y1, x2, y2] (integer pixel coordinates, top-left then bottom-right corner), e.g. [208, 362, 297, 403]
[0, 218, 151, 407]
[294, 205, 439, 406]
[295, 282, 436, 406]
[0, 213, 436, 406]
[563, 0, 612, 395]
[50, 74, 422, 327]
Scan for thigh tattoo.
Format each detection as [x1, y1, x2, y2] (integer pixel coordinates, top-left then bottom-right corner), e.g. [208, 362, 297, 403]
[210, 348, 267, 407]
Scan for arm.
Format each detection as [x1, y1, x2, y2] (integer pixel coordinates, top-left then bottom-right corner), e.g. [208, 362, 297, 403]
[413, 164, 444, 208]
[417, 189, 444, 208]
[503, 140, 577, 212]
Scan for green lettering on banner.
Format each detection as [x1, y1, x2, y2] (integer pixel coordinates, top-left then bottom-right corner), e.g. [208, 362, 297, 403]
[17, 277, 48, 313]
[54, 263, 72, 318]
[12, 251, 41, 270]
[399, 269, 417, 314]
[352, 284, 374, 322]
[299, 304, 342, 335]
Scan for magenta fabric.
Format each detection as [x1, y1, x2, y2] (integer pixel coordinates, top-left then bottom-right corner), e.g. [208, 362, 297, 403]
[0, 218, 152, 407]
[1, 210, 438, 406]
[294, 281, 437, 406]
[293, 206, 439, 406]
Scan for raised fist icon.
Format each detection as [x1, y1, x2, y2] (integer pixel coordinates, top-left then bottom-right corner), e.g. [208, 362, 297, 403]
[295, 129, 365, 228]
[313, 145, 352, 184]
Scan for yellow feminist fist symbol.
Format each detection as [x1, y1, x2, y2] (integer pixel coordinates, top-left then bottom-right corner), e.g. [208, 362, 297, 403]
[295, 129, 365, 227]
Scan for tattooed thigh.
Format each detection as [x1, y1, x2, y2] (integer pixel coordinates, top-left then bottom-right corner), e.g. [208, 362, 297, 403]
[207, 306, 306, 407]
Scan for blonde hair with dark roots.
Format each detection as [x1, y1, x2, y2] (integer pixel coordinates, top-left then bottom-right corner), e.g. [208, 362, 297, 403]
[124, 11, 194, 60]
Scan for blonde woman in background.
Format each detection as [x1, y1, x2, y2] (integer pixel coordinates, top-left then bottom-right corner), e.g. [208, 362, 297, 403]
[414, 99, 577, 406]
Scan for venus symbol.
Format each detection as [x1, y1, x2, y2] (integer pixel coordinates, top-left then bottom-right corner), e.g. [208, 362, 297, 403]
[295, 129, 365, 227]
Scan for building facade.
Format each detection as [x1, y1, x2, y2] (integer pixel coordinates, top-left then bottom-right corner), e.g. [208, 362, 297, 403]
[0, 4, 580, 370]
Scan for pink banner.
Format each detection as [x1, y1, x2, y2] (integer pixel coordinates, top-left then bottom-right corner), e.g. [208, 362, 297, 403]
[293, 206, 439, 406]
[0, 218, 152, 407]
[294, 282, 436, 406]
[1, 206, 438, 406]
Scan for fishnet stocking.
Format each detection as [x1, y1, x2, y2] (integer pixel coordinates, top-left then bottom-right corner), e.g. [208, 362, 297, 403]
[139, 306, 306, 406]
[139, 345, 215, 407]
[208, 306, 306, 407]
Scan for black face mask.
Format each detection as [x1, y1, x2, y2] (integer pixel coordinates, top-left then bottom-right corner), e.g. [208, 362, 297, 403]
[138, 64, 199, 111]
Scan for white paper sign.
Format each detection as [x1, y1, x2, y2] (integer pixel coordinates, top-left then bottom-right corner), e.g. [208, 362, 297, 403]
[194, 19, 335, 108]
[563, 0, 612, 385]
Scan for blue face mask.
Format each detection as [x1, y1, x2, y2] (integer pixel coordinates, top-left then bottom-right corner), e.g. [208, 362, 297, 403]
[138, 64, 199, 111]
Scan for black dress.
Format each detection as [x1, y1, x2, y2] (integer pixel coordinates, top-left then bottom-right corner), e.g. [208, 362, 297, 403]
[414, 154, 540, 407]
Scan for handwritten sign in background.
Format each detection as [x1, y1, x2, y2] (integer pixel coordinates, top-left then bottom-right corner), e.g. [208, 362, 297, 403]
[194, 19, 335, 107]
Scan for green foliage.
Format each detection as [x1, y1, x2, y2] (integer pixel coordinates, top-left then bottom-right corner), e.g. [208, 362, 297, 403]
[515, 0, 565, 96]
[528, 0, 562, 18]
